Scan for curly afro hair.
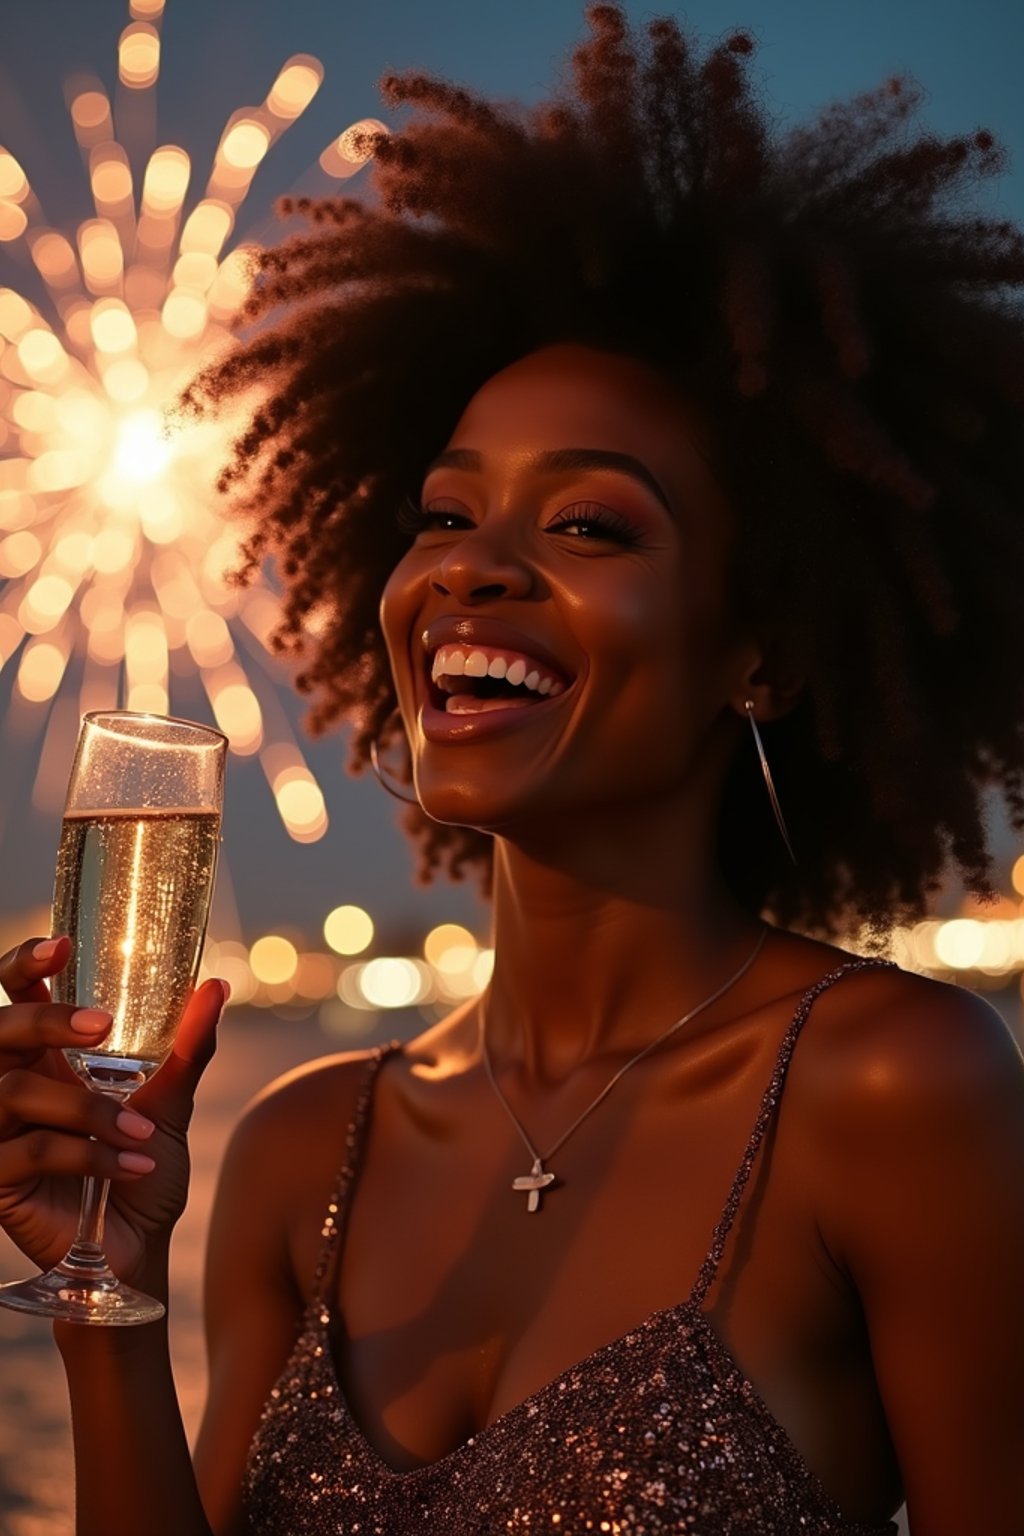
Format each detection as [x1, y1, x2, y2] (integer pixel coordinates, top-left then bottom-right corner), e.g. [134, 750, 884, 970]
[181, 3, 1024, 948]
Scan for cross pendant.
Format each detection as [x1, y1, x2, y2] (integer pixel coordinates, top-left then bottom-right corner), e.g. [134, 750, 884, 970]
[512, 1157, 556, 1213]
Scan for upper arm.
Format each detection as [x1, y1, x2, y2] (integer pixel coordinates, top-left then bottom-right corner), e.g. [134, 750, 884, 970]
[191, 1054, 367, 1536]
[811, 974, 1024, 1536]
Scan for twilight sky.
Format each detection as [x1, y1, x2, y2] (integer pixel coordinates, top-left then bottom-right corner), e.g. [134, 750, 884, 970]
[0, 0, 1021, 950]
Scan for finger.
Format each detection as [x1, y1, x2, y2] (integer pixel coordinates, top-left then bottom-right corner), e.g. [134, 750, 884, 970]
[0, 1126, 155, 1186]
[0, 936, 72, 1006]
[0, 1067, 156, 1149]
[0, 1001, 112, 1067]
[133, 979, 228, 1120]
[174, 978, 229, 1066]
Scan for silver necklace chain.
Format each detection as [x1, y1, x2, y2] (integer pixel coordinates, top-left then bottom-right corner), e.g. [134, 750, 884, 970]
[479, 925, 769, 1211]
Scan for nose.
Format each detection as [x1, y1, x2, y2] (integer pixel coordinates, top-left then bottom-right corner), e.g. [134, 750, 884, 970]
[429, 520, 534, 604]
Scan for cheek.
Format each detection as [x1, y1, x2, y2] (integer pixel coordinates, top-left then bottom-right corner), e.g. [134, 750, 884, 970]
[579, 557, 689, 672]
[380, 552, 420, 648]
[574, 562, 722, 732]
[378, 555, 423, 697]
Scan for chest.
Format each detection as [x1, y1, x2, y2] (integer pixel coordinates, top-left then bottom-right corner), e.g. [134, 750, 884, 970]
[274, 1041, 900, 1524]
[246, 1307, 894, 1536]
[289, 1038, 852, 1471]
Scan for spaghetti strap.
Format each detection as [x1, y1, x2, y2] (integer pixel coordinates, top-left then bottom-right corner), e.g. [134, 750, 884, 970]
[687, 957, 897, 1312]
[311, 1039, 403, 1309]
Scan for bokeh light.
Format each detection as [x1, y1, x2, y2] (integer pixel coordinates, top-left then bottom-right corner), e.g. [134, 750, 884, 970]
[933, 918, 986, 970]
[119, 22, 161, 88]
[268, 58, 324, 120]
[324, 904, 374, 955]
[202, 939, 257, 1006]
[221, 120, 271, 171]
[319, 117, 390, 179]
[249, 934, 299, 985]
[341, 956, 432, 1010]
[423, 921, 476, 968]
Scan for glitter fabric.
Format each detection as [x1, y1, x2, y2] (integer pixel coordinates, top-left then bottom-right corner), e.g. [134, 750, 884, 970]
[244, 960, 901, 1534]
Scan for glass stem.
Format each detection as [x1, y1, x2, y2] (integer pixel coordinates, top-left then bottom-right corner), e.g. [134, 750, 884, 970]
[59, 1175, 112, 1276]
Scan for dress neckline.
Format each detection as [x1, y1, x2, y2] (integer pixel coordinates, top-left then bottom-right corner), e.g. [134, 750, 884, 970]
[304, 1294, 894, 1532]
[308, 957, 900, 1532]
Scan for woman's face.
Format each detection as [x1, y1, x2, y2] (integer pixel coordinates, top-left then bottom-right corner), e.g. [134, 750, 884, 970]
[379, 342, 761, 832]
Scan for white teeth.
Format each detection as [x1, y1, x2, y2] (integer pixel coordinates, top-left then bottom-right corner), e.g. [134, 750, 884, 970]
[429, 644, 568, 698]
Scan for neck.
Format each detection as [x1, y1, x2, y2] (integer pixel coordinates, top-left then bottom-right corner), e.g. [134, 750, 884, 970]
[479, 794, 768, 1084]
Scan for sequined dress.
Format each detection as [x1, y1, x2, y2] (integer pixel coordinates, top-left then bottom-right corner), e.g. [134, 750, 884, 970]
[244, 960, 901, 1534]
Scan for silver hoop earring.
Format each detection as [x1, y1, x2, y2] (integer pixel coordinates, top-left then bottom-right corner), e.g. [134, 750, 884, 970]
[369, 712, 419, 804]
[744, 700, 797, 866]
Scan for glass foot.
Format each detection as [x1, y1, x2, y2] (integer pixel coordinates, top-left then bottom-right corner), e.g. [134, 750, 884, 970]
[0, 1263, 165, 1325]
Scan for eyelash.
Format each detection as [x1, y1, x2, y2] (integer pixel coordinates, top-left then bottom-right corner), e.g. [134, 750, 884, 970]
[396, 496, 641, 546]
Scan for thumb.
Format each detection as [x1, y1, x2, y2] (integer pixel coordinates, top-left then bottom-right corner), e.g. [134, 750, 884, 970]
[135, 978, 228, 1121]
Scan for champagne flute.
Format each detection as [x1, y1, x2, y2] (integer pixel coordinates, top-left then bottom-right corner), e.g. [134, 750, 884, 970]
[0, 710, 226, 1325]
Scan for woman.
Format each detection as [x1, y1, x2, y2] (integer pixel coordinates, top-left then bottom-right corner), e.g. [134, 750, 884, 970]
[2, 6, 1024, 1532]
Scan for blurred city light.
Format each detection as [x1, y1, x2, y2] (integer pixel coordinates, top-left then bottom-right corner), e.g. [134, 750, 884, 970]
[249, 934, 299, 985]
[6, 893, 1024, 1029]
[323, 903, 374, 955]
[423, 922, 476, 968]
[341, 956, 433, 1011]
[200, 938, 257, 1006]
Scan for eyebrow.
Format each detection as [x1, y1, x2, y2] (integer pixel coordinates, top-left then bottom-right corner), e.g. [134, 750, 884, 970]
[423, 447, 675, 519]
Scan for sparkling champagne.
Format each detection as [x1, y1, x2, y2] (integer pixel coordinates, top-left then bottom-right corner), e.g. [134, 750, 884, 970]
[53, 806, 221, 1093]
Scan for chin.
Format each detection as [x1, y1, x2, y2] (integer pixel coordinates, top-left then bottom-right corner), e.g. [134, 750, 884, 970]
[413, 781, 522, 833]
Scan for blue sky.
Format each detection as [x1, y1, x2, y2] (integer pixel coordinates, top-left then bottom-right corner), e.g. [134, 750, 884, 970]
[0, 0, 1021, 947]
[3, 0, 1019, 232]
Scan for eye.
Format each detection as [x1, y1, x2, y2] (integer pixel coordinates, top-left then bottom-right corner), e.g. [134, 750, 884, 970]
[396, 497, 471, 535]
[547, 502, 641, 545]
[395, 496, 642, 545]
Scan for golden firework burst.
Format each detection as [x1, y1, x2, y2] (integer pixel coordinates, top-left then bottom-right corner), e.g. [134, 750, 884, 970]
[0, 0, 388, 864]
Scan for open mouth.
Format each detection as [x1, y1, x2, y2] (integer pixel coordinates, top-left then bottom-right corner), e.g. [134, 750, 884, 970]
[426, 645, 571, 716]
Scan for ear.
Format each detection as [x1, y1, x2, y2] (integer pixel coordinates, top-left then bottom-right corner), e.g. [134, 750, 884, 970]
[728, 632, 806, 725]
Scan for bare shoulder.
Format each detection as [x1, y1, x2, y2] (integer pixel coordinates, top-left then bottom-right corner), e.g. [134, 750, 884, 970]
[789, 955, 1024, 1134]
[784, 953, 1024, 1282]
[781, 957, 1024, 1530]
[223, 1045, 388, 1185]
[240, 1043, 384, 1124]
[216, 1001, 486, 1209]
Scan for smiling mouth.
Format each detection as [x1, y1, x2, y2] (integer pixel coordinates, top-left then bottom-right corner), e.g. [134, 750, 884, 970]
[426, 645, 570, 715]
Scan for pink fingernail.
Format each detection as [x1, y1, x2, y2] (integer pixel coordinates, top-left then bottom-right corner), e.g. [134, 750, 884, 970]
[71, 1008, 112, 1033]
[33, 939, 60, 961]
[117, 1151, 155, 1173]
[220, 979, 231, 1005]
[116, 1110, 155, 1140]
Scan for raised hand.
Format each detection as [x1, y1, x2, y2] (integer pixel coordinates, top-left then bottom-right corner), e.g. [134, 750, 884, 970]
[0, 933, 226, 1287]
